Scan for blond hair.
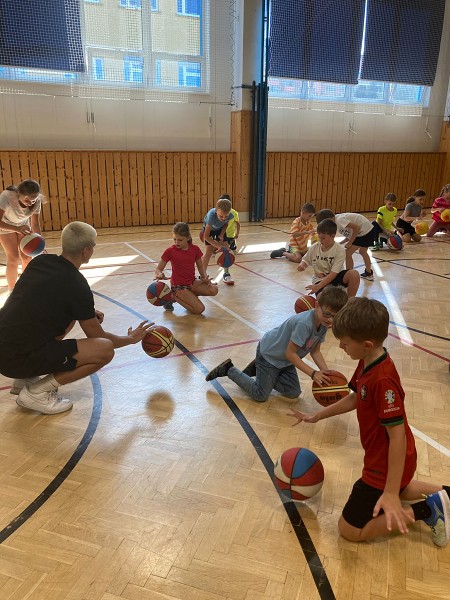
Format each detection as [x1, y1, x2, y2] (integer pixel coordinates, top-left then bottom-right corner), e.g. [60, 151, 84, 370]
[61, 221, 97, 255]
[216, 198, 232, 212]
[332, 297, 389, 344]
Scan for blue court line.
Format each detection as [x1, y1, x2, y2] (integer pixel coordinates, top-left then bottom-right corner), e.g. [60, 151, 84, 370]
[0, 373, 102, 544]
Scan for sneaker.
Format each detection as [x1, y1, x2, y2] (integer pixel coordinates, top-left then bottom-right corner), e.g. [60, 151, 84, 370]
[242, 359, 257, 377]
[360, 270, 374, 281]
[424, 490, 450, 547]
[223, 273, 234, 285]
[163, 302, 174, 311]
[10, 376, 40, 395]
[16, 386, 73, 415]
[205, 359, 233, 381]
[270, 247, 286, 259]
[370, 244, 381, 251]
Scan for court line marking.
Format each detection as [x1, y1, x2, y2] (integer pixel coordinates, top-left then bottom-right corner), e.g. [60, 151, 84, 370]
[410, 426, 450, 459]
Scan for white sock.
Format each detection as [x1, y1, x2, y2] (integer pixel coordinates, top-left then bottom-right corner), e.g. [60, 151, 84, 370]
[29, 375, 59, 394]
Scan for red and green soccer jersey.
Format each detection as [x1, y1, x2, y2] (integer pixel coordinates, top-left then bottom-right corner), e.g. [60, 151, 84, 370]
[349, 351, 417, 490]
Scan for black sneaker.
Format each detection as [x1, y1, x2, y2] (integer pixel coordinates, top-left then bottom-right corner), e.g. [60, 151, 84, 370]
[163, 302, 174, 311]
[242, 359, 256, 377]
[205, 359, 233, 381]
[360, 270, 374, 282]
[270, 247, 286, 259]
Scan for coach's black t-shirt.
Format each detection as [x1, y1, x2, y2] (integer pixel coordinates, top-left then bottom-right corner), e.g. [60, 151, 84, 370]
[0, 254, 95, 354]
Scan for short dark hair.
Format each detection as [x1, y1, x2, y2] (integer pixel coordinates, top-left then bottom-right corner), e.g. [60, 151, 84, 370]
[302, 203, 316, 214]
[316, 209, 335, 224]
[332, 297, 389, 344]
[317, 219, 337, 236]
[317, 286, 348, 313]
[385, 193, 397, 202]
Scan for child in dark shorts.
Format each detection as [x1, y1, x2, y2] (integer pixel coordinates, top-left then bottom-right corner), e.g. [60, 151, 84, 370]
[289, 297, 450, 547]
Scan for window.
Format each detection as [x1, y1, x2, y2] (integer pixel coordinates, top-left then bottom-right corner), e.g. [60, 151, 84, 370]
[92, 58, 104, 81]
[150, 0, 158, 10]
[178, 61, 201, 87]
[124, 56, 143, 83]
[119, 0, 141, 8]
[177, 0, 201, 17]
[84, 0, 101, 3]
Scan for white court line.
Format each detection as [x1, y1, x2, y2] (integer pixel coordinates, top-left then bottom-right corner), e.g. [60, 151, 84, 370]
[410, 426, 450, 458]
[125, 242, 155, 263]
[205, 295, 265, 335]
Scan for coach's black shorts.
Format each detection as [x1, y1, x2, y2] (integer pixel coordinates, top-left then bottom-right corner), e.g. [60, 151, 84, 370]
[0, 339, 78, 379]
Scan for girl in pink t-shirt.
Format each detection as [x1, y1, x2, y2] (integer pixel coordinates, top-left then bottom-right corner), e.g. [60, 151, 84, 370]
[427, 183, 450, 237]
[155, 222, 218, 314]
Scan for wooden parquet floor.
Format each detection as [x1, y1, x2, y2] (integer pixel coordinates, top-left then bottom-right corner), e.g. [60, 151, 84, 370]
[0, 218, 449, 600]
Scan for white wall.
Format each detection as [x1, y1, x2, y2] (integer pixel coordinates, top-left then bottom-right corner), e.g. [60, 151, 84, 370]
[0, 0, 449, 153]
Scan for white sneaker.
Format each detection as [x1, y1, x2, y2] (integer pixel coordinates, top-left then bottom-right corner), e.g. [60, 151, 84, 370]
[16, 386, 73, 415]
[223, 273, 234, 285]
[10, 377, 40, 395]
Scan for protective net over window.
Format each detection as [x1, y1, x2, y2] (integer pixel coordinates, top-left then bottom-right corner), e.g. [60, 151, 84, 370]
[268, 0, 445, 116]
[0, 0, 232, 104]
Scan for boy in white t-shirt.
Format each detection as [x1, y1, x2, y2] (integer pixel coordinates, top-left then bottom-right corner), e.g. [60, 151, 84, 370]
[316, 209, 376, 281]
[298, 219, 360, 297]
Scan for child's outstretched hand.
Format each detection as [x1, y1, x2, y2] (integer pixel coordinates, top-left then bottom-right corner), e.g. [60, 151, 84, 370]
[287, 407, 320, 426]
[155, 273, 168, 280]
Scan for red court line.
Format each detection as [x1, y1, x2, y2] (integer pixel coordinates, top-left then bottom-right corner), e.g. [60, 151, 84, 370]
[388, 333, 450, 363]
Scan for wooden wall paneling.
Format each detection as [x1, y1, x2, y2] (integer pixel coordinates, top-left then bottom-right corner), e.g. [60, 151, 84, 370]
[121, 152, 132, 227]
[213, 153, 221, 205]
[112, 152, 124, 227]
[0, 152, 10, 189]
[200, 153, 209, 222]
[351, 153, 362, 212]
[282, 152, 291, 216]
[28, 152, 40, 200]
[37, 151, 52, 230]
[288, 153, 297, 216]
[173, 153, 182, 223]
[158, 153, 168, 225]
[226, 153, 234, 202]
[80, 152, 94, 228]
[151, 153, 161, 225]
[317, 153, 327, 210]
[277, 152, 285, 218]
[193, 153, 201, 223]
[166, 152, 175, 224]
[273, 152, 281, 218]
[333, 153, 343, 213]
[136, 153, 146, 226]
[207, 153, 214, 215]
[144, 153, 154, 225]
[17, 151, 31, 180]
[311, 153, 320, 209]
[9, 153, 20, 186]
[88, 152, 101, 228]
[180, 152, 188, 223]
[343, 153, 351, 213]
[55, 152, 68, 228]
[70, 152, 84, 225]
[62, 151, 77, 223]
[95, 152, 108, 228]
[47, 152, 61, 231]
[187, 153, 195, 223]
[265, 153, 274, 218]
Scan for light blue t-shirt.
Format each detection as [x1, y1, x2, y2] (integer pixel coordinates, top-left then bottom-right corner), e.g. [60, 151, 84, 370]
[203, 207, 234, 232]
[259, 310, 327, 368]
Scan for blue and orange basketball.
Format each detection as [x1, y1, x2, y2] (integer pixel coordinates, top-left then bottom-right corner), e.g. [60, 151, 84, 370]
[19, 233, 45, 257]
[146, 281, 173, 306]
[141, 325, 175, 358]
[386, 234, 403, 250]
[217, 248, 235, 268]
[294, 295, 316, 313]
[274, 447, 324, 501]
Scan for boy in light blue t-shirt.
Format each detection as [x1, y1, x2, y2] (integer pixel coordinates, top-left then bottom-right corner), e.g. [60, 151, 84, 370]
[205, 286, 348, 402]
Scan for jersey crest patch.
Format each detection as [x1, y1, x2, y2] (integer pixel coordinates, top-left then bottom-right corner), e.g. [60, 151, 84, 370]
[385, 390, 395, 404]
[360, 384, 368, 401]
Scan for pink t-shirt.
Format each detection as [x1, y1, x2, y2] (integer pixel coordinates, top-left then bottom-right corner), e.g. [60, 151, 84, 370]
[161, 243, 203, 287]
[431, 196, 450, 222]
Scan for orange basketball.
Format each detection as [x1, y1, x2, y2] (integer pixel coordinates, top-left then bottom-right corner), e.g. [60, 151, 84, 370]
[141, 326, 175, 358]
[415, 221, 429, 235]
[441, 208, 450, 222]
[294, 295, 316, 314]
[312, 370, 349, 407]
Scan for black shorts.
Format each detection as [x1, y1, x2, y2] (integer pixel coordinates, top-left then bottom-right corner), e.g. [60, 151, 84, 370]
[396, 218, 415, 237]
[352, 228, 376, 248]
[223, 235, 237, 251]
[0, 339, 78, 379]
[342, 478, 407, 529]
[204, 228, 222, 246]
[331, 269, 349, 288]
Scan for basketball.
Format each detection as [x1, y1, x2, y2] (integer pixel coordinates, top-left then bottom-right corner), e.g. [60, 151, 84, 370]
[312, 370, 349, 407]
[19, 233, 45, 257]
[274, 447, 324, 501]
[146, 281, 173, 306]
[415, 222, 429, 235]
[294, 295, 316, 313]
[386, 234, 403, 250]
[217, 248, 236, 268]
[441, 208, 450, 222]
[141, 325, 175, 358]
